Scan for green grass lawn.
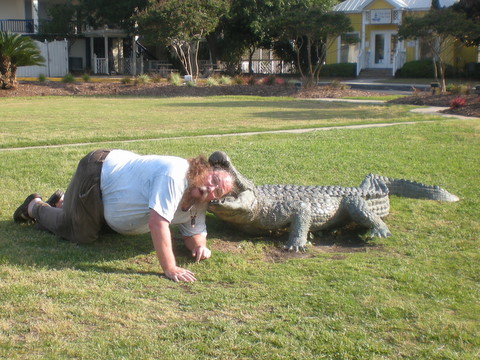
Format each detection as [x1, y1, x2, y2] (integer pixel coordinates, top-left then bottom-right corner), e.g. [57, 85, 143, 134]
[1, 95, 432, 149]
[0, 95, 478, 359]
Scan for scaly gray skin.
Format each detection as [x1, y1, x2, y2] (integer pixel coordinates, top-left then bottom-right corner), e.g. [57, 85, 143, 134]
[208, 151, 459, 251]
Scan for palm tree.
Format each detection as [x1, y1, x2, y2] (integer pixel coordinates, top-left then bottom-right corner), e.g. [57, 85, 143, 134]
[0, 32, 44, 89]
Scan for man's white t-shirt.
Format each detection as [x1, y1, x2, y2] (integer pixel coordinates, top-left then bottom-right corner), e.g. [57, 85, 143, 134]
[100, 150, 207, 237]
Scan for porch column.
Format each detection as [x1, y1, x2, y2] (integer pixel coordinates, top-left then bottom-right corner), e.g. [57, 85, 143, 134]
[90, 37, 95, 73]
[132, 35, 138, 75]
[31, 0, 39, 33]
[104, 34, 109, 74]
[361, 12, 367, 71]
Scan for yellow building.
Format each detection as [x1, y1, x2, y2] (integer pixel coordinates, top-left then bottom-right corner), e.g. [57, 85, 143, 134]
[330, 0, 478, 76]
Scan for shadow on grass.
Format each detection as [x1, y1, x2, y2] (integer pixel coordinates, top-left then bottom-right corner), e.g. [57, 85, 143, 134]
[206, 216, 378, 263]
[0, 220, 195, 278]
[1, 215, 379, 275]
[162, 99, 356, 109]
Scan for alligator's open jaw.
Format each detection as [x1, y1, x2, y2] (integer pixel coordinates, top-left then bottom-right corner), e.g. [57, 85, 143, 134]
[210, 194, 237, 204]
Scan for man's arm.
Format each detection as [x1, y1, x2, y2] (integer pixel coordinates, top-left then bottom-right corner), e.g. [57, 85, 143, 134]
[148, 209, 196, 282]
[183, 234, 212, 262]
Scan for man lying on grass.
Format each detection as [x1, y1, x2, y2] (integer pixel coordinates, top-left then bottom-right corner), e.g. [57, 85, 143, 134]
[13, 149, 234, 283]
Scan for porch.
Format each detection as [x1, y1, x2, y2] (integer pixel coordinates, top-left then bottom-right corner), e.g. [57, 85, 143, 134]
[0, 19, 34, 33]
[83, 28, 141, 76]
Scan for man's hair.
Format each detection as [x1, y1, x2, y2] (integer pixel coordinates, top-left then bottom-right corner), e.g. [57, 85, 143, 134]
[181, 155, 234, 210]
[186, 155, 212, 188]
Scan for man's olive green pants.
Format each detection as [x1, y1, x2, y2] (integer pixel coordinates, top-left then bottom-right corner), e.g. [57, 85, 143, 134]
[32, 149, 110, 244]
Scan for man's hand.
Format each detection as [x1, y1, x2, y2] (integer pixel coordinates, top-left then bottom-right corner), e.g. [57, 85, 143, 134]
[164, 266, 196, 282]
[192, 245, 211, 262]
[149, 210, 198, 283]
[184, 235, 211, 263]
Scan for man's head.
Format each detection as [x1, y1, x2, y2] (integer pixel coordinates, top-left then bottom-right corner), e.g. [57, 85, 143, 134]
[182, 156, 234, 209]
[191, 170, 234, 202]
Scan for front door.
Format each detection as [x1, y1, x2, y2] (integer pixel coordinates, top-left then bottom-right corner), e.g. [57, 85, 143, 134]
[370, 31, 397, 68]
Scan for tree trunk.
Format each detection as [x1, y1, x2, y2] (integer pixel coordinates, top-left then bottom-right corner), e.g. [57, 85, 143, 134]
[438, 59, 447, 93]
[193, 38, 201, 80]
[0, 56, 17, 90]
[248, 47, 255, 75]
[305, 37, 314, 87]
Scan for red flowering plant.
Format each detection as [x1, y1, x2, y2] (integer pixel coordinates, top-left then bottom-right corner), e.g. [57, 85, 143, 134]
[450, 97, 467, 109]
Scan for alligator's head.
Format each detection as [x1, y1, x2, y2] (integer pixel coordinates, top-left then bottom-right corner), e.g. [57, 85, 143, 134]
[208, 151, 260, 224]
[208, 189, 258, 224]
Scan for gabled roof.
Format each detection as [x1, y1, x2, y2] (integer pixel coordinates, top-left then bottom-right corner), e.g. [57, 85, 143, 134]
[333, 0, 459, 13]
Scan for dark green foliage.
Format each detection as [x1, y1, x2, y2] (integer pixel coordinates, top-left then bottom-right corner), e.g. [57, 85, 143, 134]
[272, 7, 354, 84]
[0, 32, 44, 89]
[395, 60, 454, 79]
[452, 0, 480, 46]
[61, 73, 76, 83]
[464, 62, 480, 79]
[136, 0, 229, 77]
[320, 63, 357, 77]
[81, 0, 149, 30]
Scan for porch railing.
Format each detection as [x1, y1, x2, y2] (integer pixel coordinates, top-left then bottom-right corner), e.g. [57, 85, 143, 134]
[240, 60, 294, 74]
[392, 50, 406, 76]
[93, 56, 108, 74]
[0, 19, 35, 33]
[356, 49, 365, 76]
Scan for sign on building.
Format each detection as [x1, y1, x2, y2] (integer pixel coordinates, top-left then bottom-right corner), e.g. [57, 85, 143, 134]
[370, 10, 392, 24]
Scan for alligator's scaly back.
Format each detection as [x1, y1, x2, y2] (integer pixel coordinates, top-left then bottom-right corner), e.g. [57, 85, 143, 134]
[360, 174, 459, 202]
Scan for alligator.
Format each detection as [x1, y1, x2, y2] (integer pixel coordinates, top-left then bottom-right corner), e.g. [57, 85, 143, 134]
[208, 151, 459, 251]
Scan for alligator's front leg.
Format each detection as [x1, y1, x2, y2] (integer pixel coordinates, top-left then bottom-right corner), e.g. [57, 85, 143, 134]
[341, 196, 392, 238]
[274, 201, 312, 252]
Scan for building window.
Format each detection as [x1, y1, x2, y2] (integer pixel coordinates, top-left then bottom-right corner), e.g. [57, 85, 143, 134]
[340, 33, 360, 63]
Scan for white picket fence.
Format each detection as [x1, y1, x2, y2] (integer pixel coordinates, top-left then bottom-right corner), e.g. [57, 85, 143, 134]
[17, 40, 69, 77]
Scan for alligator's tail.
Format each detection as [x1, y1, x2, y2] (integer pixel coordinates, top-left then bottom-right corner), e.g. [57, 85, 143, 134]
[360, 174, 459, 202]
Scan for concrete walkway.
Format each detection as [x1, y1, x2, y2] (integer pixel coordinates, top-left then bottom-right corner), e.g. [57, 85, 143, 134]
[0, 120, 439, 152]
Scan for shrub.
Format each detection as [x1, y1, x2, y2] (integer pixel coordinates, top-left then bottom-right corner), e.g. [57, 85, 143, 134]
[134, 74, 150, 85]
[247, 76, 257, 86]
[205, 77, 219, 87]
[450, 97, 467, 109]
[233, 75, 246, 85]
[263, 76, 275, 85]
[120, 77, 131, 85]
[149, 73, 163, 83]
[81, 73, 91, 82]
[186, 80, 196, 87]
[168, 72, 182, 86]
[218, 76, 232, 85]
[396, 59, 454, 78]
[329, 80, 350, 90]
[38, 74, 46, 82]
[256, 77, 266, 85]
[464, 62, 480, 80]
[61, 73, 75, 83]
[319, 63, 357, 77]
[446, 84, 471, 95]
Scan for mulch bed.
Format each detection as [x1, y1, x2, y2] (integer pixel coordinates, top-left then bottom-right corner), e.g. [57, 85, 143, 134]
[388, 93, 480, 118]
[1, 81, 479, 118]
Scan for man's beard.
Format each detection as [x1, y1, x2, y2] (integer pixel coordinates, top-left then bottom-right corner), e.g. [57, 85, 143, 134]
[181, 186, 208, 211]
[197, 186, 208, 202]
